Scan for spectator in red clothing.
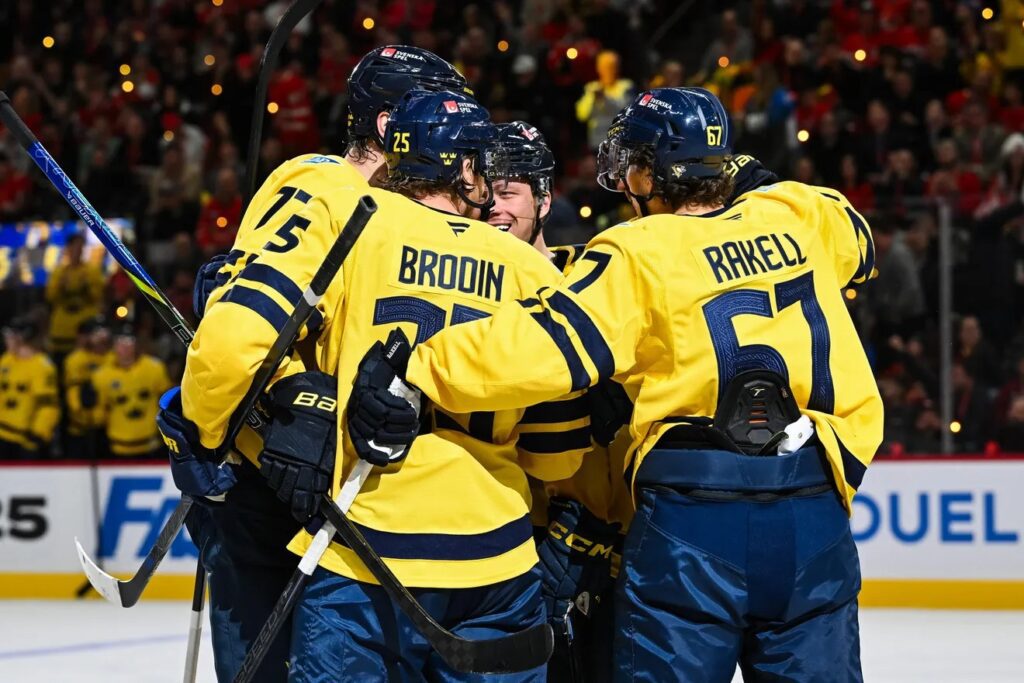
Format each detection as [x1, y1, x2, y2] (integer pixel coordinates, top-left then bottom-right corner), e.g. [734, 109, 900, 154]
[268, 59, 320, 156]
[916, 27, 962, 103]
[975, 133, 1024, 219]
[998, 81, 1024, 132]
[927, 139, 983, 216]
[874, 148, 923, 215]
[195, 167, 242, 258]
[839, 153, 875, 213]
[0, 151, 31, 221]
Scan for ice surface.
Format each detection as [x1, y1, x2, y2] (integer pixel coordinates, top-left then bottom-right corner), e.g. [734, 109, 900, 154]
[0, 601, 1021, 682]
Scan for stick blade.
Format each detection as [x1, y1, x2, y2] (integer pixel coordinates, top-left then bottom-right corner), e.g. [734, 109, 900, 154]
[437, 623, 554, 675]
[74, 537, 131, 606]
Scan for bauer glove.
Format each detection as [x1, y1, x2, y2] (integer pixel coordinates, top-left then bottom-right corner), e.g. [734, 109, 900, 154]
[347, 328, 422, 467]
[157, 387, 236, 501]
[259, 371, 338, 523]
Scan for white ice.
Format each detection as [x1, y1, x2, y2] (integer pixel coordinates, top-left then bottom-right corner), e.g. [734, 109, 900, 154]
[0, 601, 1021, 682]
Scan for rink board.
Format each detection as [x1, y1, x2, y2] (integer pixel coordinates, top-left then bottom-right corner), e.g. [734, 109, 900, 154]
[0, 459, 1021, 608]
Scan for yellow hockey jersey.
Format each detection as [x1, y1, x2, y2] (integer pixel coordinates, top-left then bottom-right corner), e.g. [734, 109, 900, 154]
[92, 356, 171, 456]
[181, 158, 587, 587]
[408, 181, 883, 512]
[0, 352, 59, 453]
[63, 348, 113, 435]
[188, 154, 369, 463]
[46, 263, 105, 354]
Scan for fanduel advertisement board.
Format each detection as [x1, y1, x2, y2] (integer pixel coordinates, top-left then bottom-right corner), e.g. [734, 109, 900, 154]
[0, 460, 1021, 604]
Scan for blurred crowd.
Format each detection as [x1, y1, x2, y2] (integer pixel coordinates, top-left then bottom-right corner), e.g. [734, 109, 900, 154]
[4, 0, 1024, 457]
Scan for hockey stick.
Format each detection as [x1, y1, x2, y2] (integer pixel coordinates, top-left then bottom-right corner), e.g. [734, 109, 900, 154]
[320, 497, 555, 674]
[73, 195, 376, 607]
[232, 459, 372, 683]
[243, 0, 324, 209]
[183, 562, 207, 683]
[0, 91, 208, 599]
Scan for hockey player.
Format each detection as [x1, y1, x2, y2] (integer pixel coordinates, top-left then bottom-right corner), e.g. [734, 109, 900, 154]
[275, 88, 588, 680]
[156, 46, 471, 683]
[0, 318, 59, 458]
[63, 317, 112, 457]
[87, 326, 171, 457]
[349, 87, 883, 682]
[489, 121, 624, 682]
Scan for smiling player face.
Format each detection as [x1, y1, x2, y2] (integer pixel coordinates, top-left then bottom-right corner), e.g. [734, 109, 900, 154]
[488, 179, 542, 243]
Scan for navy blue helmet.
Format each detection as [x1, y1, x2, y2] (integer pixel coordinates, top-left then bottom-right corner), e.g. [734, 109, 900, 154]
[597, 87, 731, 193]
[495, 121, 555, 197]
[347, 46, 470, 145]
[384, 89, 502, 185]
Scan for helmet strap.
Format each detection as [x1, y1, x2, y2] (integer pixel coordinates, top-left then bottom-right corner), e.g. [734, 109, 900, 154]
[624, 185, 654, 217]
[456, 175, 495, 220]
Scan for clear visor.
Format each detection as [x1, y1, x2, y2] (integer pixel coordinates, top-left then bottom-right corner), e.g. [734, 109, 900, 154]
[596, 139, 630, 192]
[481, 144, 511, 184]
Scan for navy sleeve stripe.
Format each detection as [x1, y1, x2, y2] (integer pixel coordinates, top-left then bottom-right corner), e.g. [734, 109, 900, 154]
[819, 191, 841, 202]
[237, 263, 303, 305]
[518, 298, 542, 309]
[547, 291, 615, 382]
[518, 426, 592, 454]
[828, 423, 866, 490]
[522, 395, 590, 424]
[468, 411, 495, 442]
[843, 206, 875, 286]
[529, 310, 591, 391]
[221, 286, 289, 332]
[567, 251, 612, 293]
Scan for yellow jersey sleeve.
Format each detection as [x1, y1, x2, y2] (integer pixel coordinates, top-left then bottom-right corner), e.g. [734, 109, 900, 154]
[182, 158, 366, 449]
[408, 227, 649, 413]
[810, 185, 875, 288]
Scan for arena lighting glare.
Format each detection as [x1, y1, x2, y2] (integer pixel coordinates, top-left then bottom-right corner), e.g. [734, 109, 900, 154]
[216, 217, 228, 228]
[163, 130, 174, 141]
[211, 83, 223, 95]
[362, 17, 375, 30]
[950, 421, 963, 434]
[267, 101, 279, 114]
[566, 47, 579, 60]
[844, 289, 857, 300]
[854, 49, 867, 62]
[982, 7, 994, 20]
[579, 205, 593, 218]
[498, 40, 510, 52]
[119, 64, 131, 75]
[115, 305, 129, 319]
[42, 36, 55, 48]
[204, 54, 215, 66]
[718, 55, 730, 68]
[121, 81, 135, 93]
[797, 129, 810, 142]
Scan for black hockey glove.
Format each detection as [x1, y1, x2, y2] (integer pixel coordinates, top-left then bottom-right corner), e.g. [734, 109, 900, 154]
[346, 328, 422, 467]
[192, 253, 229, 320]
[538, 497, 621, 633]
[259, 371, 338, 523]
[587, 379, 633, 447]
[79, 380, 98, 410]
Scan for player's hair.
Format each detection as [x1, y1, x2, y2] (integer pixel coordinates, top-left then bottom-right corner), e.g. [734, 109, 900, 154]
[629, 146, 735, 212]
[345, 135, 382, 164]
[381, 154, 481, 204]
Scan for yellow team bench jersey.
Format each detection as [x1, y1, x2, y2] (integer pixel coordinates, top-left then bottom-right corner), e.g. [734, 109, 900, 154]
[64, 349, 113, 435]
[407, 181, 883, 512]
[182, 158, 587, 588]
[0, 352, 59, 453]
[45, 263, 105, 354]
[92, 356, 171, 456]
